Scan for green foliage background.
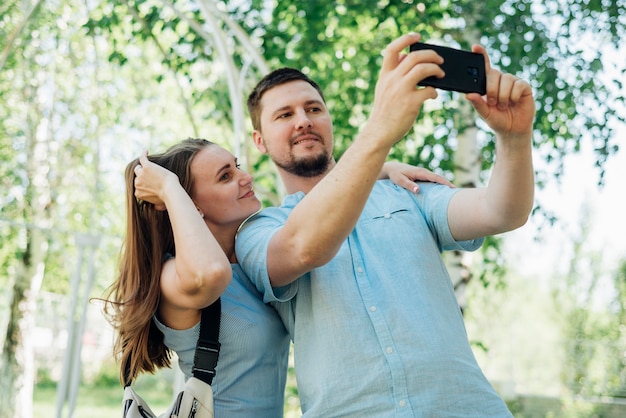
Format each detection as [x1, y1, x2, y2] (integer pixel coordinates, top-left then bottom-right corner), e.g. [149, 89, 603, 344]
[83, 0, 625, 187]
[1, 0, 625, 413]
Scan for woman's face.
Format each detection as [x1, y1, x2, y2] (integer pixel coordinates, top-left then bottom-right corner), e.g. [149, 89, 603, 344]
[190, 145, 261, 229]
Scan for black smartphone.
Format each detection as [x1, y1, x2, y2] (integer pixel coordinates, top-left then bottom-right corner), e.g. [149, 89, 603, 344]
[409, 42, 486, 95]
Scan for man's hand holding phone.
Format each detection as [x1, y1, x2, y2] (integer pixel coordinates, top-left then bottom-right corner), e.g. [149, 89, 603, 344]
[409, 42, 487, 95]
[409, 41, 533, 137]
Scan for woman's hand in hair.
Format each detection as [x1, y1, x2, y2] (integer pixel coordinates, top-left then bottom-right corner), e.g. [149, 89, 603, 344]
[133, 151, 177, 211]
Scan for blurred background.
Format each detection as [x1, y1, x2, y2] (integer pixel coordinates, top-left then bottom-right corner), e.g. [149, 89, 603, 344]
[1, 1, 625, 417]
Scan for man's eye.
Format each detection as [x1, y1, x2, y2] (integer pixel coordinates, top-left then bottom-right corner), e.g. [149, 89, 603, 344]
[235, 163, 241, 169]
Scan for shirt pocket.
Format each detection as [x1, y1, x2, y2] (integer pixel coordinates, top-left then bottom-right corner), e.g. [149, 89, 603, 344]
[360, 204, 428, 242]
[360, 201, 427, 232]
[358, 198, 439, 250]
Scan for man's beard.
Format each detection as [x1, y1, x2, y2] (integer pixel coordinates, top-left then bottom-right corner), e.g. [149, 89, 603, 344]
[273, 151, 331, 178]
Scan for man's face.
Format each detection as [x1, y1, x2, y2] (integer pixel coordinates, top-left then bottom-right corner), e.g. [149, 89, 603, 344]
[254, 80, 334, 177]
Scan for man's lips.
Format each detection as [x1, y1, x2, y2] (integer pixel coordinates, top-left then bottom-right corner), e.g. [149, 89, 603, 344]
[293, 133, 322, 145]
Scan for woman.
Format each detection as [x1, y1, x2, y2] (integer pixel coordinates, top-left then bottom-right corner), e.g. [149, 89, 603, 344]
[103, 138, 451, 417]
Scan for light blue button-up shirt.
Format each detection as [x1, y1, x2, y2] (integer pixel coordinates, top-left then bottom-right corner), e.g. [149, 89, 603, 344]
[236, 180, 513, 417]
[154, 264, 290, 417]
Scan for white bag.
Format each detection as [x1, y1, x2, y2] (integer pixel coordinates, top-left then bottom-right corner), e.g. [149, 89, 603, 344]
[122, 376, 214, 418]
[122, 299, 220, 418]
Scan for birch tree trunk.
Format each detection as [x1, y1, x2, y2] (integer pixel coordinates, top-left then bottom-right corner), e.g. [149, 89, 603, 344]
[0, 96, 53, 417]
[447, 21, 483, 314]
[0, 229, 49, 418]
[0, 3, 54, 410]
[448, 98, 481, 314]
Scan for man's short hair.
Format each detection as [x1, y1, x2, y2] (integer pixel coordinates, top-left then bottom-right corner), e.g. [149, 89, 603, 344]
[247, 68, 325, 131]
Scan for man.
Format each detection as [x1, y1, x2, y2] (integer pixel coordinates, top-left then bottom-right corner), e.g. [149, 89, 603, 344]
[236, 33, 534, 417]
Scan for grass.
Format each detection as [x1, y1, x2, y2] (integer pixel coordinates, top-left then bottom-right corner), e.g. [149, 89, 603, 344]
[34, 373, 303, 417]
[36, 385, 125, 417]
[35, 382, 626, 418]
[34, 374, 173, 417]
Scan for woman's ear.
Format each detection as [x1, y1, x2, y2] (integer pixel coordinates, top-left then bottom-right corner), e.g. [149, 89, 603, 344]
[196, 206, 205, 219]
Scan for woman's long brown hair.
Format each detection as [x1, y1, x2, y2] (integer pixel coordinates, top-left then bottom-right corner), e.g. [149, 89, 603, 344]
[102, 138, 214, 386]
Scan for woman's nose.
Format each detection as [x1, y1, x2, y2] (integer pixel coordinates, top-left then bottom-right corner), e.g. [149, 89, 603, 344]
[238, 170, 253, 185]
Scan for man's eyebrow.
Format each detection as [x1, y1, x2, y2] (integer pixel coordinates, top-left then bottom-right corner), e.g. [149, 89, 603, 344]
[271, 105, 292, 115]
[271, 100, 324, 115]
[303, 99, 324, 107]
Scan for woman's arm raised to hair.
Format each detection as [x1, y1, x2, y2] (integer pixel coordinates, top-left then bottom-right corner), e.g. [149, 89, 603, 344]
[134, 152, 231, 318]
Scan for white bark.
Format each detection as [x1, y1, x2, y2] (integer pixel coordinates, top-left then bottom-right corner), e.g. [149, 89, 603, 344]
[446, 23, 483, 313]
[0, 13, 55, 412]
[448, 100, 481, 312]
[0, 230, 49, 418]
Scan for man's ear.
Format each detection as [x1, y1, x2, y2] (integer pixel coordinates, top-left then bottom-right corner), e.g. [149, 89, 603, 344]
[252, 130, 268, 154]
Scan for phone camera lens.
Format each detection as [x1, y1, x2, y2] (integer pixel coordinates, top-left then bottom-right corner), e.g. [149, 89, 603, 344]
[467, 67, 479, 77]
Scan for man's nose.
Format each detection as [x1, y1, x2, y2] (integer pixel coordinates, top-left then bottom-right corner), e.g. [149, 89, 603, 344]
[295, 110, 313, 130]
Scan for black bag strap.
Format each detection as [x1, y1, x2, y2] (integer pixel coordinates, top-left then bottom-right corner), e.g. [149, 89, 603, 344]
[123, 298, 221, 387]
[192, 298, 221, 385]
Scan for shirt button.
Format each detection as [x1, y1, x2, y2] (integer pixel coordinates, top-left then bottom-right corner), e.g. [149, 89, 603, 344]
[369, 306, 377, 312]
[386, 347, 393, 354]
[399, 400, 407, 407]
[384, 213, 391, 219]
[357, 267, 364, 273]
